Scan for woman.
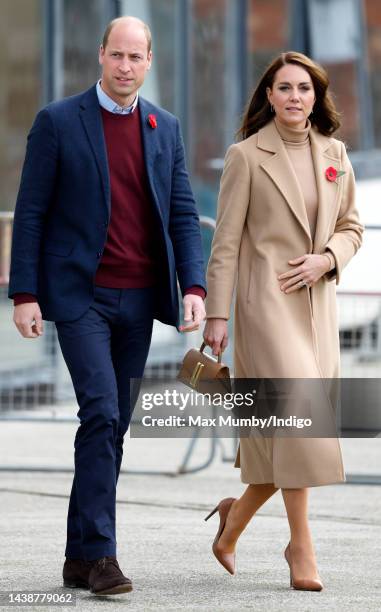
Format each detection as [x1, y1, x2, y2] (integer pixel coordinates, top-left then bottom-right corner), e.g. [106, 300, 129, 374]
[203, 51, 363, 590]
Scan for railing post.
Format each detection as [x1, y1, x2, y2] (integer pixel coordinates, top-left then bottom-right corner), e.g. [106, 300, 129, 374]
[0, 213, 13, 286]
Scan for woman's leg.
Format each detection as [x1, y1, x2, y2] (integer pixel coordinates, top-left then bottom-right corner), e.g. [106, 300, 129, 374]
[217, 483, 279, 553]
[281, 488, 320, 579]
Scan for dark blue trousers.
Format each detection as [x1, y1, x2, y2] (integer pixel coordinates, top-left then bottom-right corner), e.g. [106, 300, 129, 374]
[56, 286, 155, 561]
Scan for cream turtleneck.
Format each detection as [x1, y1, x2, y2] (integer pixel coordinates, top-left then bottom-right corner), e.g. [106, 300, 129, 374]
[274, 117, 318, 240]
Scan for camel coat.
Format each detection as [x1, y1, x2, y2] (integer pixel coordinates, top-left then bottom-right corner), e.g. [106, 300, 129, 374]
[206, 118, 363, 488]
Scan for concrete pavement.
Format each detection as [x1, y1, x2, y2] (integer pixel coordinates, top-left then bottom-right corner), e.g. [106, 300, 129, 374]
[0, 418, 380, 611]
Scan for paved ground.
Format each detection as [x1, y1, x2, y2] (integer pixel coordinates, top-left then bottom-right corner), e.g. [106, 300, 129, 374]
[0, 418, 380, 611]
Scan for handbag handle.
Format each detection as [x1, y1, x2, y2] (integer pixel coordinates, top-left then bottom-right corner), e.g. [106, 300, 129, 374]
[200, 341, 222, 364]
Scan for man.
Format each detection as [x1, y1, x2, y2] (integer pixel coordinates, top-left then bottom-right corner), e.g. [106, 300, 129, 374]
[9, 16, 206, 596]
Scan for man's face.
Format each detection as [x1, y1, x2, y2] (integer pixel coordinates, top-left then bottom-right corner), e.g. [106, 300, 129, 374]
[99, 21, 152, 107]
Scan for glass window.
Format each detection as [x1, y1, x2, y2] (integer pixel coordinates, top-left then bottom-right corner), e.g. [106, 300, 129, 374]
[364, 0, 381, 148]
[118, 0, 176, 112]
[189, 0, 229, 219]
[62, 0, 114, 97]
[0, 0, 43, 212]
[247, 0, 292, 89]
[120, 0, 243, 218]
[307, 0, 362, 150]
[246, 0, 377, 153]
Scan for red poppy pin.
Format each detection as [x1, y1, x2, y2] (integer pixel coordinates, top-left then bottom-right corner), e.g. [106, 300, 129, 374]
[148, 114, 157, 129]
[325, 166, 345, 183]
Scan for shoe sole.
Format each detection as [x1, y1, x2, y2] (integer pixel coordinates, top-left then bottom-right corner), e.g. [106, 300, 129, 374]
[91, 583, 133, 596]
[63, 580, 89, 589]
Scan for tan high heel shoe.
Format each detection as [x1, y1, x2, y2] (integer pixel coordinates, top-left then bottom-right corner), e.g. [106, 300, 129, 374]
[204, 497, 237, 575]
[284, 542, 324, 591]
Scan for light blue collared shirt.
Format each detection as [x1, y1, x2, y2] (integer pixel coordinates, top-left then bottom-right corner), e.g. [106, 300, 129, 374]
[96, 80, 139, 114]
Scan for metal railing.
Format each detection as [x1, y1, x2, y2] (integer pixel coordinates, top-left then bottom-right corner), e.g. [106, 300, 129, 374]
[0, 214, 226, 475]
[0, 212, 12, 285]
[1, 213, 380, 481]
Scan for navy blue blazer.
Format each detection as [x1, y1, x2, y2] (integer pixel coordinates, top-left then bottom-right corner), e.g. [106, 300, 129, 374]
[8, 85, 206, 327]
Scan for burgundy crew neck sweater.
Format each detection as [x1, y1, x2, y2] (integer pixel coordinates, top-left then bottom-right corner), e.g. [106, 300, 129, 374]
[95, 106, 159, 287]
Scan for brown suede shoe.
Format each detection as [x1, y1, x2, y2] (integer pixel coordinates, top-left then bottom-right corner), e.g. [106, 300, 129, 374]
[63, 558, 93, 589]
[89, 557, 133, 595]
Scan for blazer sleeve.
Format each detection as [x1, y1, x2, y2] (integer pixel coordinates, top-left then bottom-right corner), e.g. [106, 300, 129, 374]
[8, 108, 58, 297]
[206, 144, 251, 319]
[322, 142, 364, 284]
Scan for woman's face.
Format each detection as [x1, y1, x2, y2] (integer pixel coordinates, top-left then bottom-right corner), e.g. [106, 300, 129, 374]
[266, 64, 316, 129]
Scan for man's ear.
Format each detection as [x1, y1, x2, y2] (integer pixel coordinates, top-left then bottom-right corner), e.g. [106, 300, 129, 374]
[99, 45, 105, 66]
[147, 50, 153, 70]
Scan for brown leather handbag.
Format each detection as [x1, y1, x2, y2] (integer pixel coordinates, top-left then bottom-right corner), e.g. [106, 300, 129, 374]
[177, 342, 231, 394]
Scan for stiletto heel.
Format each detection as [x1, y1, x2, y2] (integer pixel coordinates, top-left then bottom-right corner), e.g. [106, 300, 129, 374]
[284, 542, 323, 591]
[205, 497, 237, 575]
[204, 506, 219, 521]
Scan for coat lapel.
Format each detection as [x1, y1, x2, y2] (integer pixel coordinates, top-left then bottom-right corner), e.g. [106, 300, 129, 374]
[258, 120, 343, 252]
[309, 128, 341, 252]
[79, 86, 111, 214]
[258, 120, 312, 248]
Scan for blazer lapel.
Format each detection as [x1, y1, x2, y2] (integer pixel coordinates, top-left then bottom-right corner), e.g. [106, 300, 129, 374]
[79, 86, 111, 214]
[258, 120, 312, 247]
[138, 97, 163, 218]
[79, 90, 165, 220]
[309, 128, 341, 253]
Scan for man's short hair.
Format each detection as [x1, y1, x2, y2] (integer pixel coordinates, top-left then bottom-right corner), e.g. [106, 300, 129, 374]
[102, 16, 152, 54]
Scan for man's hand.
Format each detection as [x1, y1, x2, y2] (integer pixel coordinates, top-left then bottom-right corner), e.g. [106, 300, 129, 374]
[203, 318, 228, 356]
[13, 302, 43, 338]
[277, 254, 331, 293]
[179, 294, 206, 332]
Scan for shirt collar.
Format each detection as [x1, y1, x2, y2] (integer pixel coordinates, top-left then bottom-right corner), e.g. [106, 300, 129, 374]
[96, 80, 139, 114]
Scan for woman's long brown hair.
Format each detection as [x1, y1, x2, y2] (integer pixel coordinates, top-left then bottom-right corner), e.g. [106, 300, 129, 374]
[238, 51, 340, 140]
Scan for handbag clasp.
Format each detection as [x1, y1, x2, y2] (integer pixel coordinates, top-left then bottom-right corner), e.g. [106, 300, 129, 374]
[189, 361, 205, 388]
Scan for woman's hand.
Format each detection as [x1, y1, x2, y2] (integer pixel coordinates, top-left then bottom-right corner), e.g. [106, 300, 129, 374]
[203, 318, 228, 356]
[278, 254, 331, 293]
